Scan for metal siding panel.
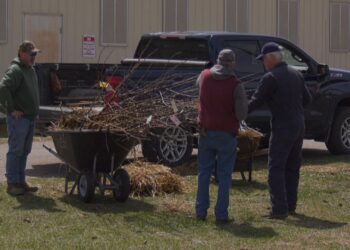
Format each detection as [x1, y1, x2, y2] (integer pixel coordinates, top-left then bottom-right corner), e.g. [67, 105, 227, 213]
[164, 0, 176, 31]
[0, 0, 7, 42]
[250, 0, 276, 35]
[115, 0, 127, 44]
[102, 0, 115, 44]
[237, 0, 248, 32]
[177, 0, 188, 31]
[226, 0, 237, 31]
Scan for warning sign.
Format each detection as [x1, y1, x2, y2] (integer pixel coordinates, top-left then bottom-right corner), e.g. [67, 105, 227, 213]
[82, 35, 96, 58]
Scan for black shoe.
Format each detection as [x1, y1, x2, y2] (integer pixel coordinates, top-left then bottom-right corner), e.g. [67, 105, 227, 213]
[215, 218, 234, 224]
[262, 212, 288, 220]
[22, 182, 38, 193]
[7, 183, 25, 196]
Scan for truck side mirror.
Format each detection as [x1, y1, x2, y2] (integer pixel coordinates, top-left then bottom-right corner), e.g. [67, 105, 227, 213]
[317, 64, 329, 76]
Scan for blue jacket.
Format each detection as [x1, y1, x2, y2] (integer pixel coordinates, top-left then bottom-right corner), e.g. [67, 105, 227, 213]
[248, 62, 312, 130]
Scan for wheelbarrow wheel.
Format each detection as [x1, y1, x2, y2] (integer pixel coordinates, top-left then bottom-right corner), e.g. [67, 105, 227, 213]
[113, 169, 130, 202]
[78, 173, 95, 203]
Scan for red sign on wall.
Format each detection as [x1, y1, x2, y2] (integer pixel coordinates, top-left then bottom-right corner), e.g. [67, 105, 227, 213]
[82, 35, 96, 58]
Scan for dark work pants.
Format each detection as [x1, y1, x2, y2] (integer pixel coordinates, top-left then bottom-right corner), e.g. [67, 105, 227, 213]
[268, 126, 304, 214]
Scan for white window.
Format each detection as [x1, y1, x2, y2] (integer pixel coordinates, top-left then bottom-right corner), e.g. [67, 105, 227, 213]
[101, 0, 128, 45]
[0, 0, 7, 43]
[163, 0, 189, 32]
[277, 0, 299, 44]
[330, 2, 350, 52]
[224, 0, 249, 33]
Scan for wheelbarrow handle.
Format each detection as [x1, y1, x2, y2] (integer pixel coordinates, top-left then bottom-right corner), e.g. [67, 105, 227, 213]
[42, 144, 81, 174]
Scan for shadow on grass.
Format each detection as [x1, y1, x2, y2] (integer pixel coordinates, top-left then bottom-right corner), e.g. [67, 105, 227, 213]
[14, 193, 63, 213]
[289, 213, 347, 229]
[216, 222, 278, 238]
[232, 180, 268, 194]
[26, 163, 66, 178]
[59, 195, 155, 214]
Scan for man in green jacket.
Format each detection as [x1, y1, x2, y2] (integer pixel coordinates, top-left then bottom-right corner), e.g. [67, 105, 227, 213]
[0, 41, 40, 195]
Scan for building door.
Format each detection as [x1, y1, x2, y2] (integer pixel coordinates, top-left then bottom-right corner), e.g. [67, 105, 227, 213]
[23, 14, 62, 63]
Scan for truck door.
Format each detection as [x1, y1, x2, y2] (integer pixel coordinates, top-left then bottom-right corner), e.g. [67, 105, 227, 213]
[222, 39, 270, 132]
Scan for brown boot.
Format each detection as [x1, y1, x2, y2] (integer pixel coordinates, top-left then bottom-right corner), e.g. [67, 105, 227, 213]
[7, 183, 25, 196]
[22, 182, 38, 193]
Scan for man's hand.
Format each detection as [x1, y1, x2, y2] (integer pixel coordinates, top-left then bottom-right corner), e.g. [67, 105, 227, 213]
[11, 110, 23, 120]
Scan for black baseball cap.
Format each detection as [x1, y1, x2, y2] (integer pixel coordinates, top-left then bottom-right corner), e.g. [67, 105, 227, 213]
[256, 42, 283, 60]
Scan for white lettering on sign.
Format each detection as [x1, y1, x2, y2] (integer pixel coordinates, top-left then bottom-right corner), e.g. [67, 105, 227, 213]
[82, 35, 96, 58]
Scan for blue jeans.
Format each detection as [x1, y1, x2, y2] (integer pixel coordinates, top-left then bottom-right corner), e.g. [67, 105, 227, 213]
[5, 115, 35, 184]
[196, 130, 236, 220]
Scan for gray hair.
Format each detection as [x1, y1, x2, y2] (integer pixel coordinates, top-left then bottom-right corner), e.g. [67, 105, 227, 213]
[265, 51, 284, 61]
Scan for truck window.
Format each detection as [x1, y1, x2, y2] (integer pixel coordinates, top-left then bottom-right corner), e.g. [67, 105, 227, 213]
[280, 45, 309, 72]
[260, 40, 310, 73]
[135, 38, 210, 61]
[222, 40, 264, 76]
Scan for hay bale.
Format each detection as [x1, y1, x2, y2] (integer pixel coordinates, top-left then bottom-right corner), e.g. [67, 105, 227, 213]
[237, 128, 263, 158]
[122, 161, 187, 197]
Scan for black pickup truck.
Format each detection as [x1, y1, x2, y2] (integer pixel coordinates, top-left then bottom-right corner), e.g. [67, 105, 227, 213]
[102, 32, 350, 166]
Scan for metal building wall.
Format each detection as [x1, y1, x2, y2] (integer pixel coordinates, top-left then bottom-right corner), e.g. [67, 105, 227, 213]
[1, 0, 350, 74]
[0, 0, 163, 73]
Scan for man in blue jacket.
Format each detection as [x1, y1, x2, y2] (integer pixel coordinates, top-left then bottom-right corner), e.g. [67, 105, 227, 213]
[248, 42, 312, 219]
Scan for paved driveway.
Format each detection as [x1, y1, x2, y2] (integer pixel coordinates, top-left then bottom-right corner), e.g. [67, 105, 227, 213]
[0, 138, 329, 183]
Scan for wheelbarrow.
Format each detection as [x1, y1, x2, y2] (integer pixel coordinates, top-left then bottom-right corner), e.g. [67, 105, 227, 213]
[213, 127, 266, 182]
[43, 129, 138, 203]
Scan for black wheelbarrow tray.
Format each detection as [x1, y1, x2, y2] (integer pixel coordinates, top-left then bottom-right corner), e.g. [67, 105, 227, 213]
[43, 129, 138, 203]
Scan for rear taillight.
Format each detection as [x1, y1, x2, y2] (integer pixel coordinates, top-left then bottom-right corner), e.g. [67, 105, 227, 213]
[104, 76, 123, 106]
[106, 75, 124, 89]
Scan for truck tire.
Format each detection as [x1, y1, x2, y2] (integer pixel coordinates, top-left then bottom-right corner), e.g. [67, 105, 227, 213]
[326, 108, 350, 154]
[141, 126, 193, 167]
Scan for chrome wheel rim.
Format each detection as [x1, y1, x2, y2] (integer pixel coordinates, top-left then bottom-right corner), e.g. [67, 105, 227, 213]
[340, 117, 350, 149]
[159, 127, 188, 163]
[79, 175, 88, 197]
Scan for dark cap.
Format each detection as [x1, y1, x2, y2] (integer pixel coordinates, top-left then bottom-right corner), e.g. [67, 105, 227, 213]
[218, 49, 235, 64]
[256, 42, 283, 60]
[18, 41, 41, 55]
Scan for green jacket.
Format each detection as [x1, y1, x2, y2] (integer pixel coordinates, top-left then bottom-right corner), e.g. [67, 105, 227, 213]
[0, 57, 39, 120]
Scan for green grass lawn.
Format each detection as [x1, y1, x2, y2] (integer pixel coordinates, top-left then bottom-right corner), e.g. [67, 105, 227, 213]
[0, 153, 349, 249]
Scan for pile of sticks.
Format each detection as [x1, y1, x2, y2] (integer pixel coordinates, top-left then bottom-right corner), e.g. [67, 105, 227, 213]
[52, 69, 198, 140]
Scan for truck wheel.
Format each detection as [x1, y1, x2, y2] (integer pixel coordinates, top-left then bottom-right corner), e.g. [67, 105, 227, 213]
[141, 126, 193, 167]
[326, 108, 350, 154]
[78, 172, 95, 203]
[113, 169, 131, 202]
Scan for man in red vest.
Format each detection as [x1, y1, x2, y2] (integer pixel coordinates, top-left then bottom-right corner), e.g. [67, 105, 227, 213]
[196, 49, 247, 223]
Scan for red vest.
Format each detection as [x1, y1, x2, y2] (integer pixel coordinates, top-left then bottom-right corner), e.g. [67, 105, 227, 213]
[198, 69, 240, 135]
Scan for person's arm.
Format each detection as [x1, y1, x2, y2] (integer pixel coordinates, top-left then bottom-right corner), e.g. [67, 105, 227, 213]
[248, 73, 276, 113]
[302, 80, 312, 106]
[0, 66, 23, 115]
[234, 83, 248, 121]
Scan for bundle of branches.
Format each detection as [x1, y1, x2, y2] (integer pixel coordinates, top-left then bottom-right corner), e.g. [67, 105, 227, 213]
[51, 68, 199, 139]
[122, 161, 187, 197]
